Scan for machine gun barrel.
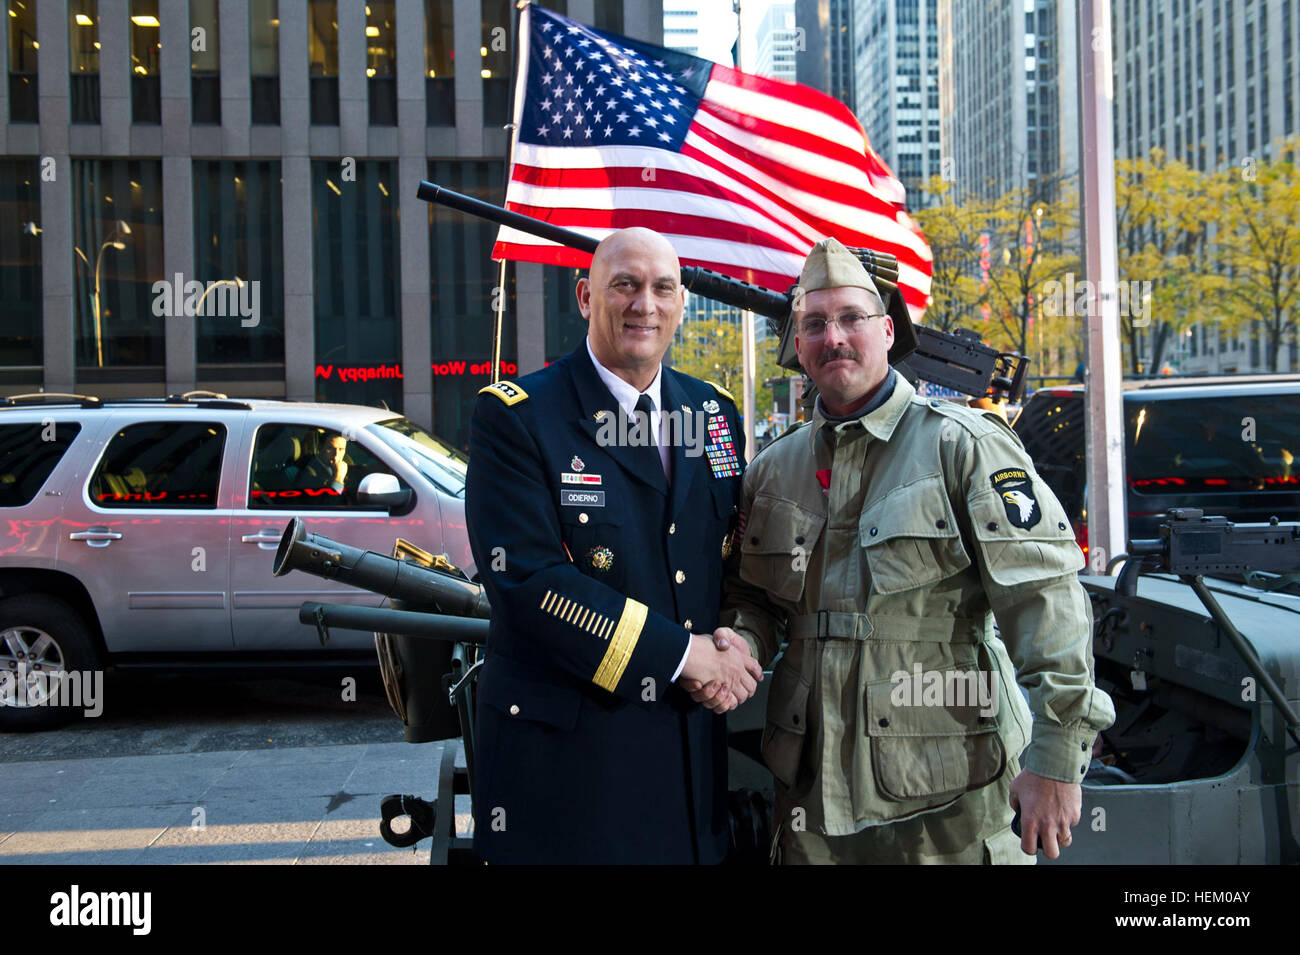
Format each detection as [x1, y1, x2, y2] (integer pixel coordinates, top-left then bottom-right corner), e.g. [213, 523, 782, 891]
[298, 602, 488, 645]
[417, 179, 795, 320]
[273, 518, 491, 619]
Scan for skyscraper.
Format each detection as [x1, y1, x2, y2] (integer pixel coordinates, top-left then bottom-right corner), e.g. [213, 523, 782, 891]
[754, 2, 800, 81]
[937, 0, 1078, 200]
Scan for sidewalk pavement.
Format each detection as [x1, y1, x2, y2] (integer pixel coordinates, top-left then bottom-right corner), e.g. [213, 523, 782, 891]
[0, 741, 470, 864]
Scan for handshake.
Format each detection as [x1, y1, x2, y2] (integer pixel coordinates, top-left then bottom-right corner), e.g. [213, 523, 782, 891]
[679, 627, 764, 713]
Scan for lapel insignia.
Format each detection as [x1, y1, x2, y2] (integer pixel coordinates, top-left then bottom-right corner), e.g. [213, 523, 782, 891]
[721, 531, 733, 560]
[593, 410, 609, 421]
[587, 545, 615, 572]
[705, 414, 743, 478]
[571, 456, 585, 472]
[703, 399, 720, 414]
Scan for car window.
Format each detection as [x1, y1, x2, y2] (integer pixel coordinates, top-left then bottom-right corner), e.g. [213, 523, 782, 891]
[0, 422, 83, 507]
[248, 423, 404, 509]
[90, 421, 225, 508]
[1128, 395, 1300, 493]
[369, 417, 467, 498]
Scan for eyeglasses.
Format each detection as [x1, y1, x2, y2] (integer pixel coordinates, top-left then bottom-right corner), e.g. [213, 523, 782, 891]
[797, 312, 886, 341]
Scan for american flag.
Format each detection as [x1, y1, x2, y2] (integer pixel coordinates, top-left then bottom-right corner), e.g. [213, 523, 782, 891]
[493, 5, 932, 318]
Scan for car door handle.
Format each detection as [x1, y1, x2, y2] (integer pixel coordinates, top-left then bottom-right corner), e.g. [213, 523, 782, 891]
[242, 530, 285, 549]
[69, 527, 123, 547]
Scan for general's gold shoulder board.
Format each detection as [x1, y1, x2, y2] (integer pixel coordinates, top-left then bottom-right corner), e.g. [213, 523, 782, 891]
[479, 381, 529, 405]
[707, 381, 737, 405]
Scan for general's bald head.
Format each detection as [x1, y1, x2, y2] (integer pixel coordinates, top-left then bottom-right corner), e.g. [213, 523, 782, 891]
[590, 227, 681, 282]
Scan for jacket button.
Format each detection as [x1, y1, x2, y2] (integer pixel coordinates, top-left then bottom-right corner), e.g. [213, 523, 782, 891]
[795, 535, 805, 544]
[869, 527, 878, 536]
[578, 513, 589, 524]
[935, 519, 946, 529]
[675, 570, 686, 584]
[1058, 521, 1067, 530]
[509, 705, 520, 716]
[792, 714, 800, 725]
[751, 536, 759, 545]
[878, 717, 890, 728]
[1080, 764, 1087, 775]
[1081, 741, 1088, 751]
[668, 523, 676, 535]
[987, 521, 998, 531]
[683, 619, 693, 629]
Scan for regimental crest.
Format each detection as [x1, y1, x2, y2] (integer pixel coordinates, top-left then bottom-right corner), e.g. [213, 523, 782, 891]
[990, 467, 1040, 529]
[571, 455, 585, 472]
[587, 545, 614, 572]
[703, 399, 720, 414]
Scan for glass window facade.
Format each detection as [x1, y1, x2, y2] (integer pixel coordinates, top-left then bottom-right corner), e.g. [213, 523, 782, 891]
[0, 159, 42, 371]
[250, 0, 280, 124]
[193, 160, 285, 372]
[429, 160, 514, 451]
[72, 159, 165, 374]
[367, 0, 396, 125]
[130, 0, 161, 124]
[425, 0, 454, 125]
[190, 0, 221, 124]
[69, 0, 100, 124]
[8, 0, 38, 123]
[308, 0, 339, 124]
[312, 160, 402, 411]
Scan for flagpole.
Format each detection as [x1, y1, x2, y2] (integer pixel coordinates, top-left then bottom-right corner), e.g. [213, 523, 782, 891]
[492, 0, 532, 386]
[733, 0, 757, 462]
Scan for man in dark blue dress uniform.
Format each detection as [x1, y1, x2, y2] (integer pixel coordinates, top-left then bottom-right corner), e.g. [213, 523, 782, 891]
[465, 227, 763, 864]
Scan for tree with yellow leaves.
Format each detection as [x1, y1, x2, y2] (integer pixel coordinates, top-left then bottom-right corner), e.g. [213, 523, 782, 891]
[1215, 137, 1300, 372]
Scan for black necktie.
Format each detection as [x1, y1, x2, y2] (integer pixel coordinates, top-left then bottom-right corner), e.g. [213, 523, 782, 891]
[634, 394, 670, 482]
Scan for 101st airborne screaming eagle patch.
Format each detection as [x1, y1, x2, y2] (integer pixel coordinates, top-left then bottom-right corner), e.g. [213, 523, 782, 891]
[990, 467, 1041, 529]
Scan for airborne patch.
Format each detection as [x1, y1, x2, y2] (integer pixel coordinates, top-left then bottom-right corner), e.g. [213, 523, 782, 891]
[990, 467, 1040, 529]
[479, 381, 529, 405]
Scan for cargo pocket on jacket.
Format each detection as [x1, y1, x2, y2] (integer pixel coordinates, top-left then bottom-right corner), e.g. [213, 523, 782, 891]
[865, 676, 1005, 802]
[861, 474, 971, 595]
[761, 664, 812, 789]
[740, 494, 825, 603]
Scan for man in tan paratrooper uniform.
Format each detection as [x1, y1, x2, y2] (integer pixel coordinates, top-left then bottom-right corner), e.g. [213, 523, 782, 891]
[690, 238, 1115, 864]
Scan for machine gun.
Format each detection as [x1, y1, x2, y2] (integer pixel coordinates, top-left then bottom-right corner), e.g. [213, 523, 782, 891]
[416, 181, 1030, 403]
[1116, 508, 1300, 743]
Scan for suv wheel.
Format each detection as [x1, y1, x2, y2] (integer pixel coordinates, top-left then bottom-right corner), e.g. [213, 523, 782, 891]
[0, 595, 100, 732]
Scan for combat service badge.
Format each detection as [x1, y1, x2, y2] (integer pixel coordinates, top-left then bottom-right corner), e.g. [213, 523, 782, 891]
[990, 467, 1041, 529]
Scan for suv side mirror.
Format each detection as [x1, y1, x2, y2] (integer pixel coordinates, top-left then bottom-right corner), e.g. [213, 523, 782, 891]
[358, 472, 412, 511]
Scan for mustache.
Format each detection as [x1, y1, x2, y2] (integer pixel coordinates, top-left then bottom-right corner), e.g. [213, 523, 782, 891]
[819, 347, 860, 366]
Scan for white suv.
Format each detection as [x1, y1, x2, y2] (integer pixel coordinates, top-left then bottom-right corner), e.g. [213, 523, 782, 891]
[0, 392, 473, 730]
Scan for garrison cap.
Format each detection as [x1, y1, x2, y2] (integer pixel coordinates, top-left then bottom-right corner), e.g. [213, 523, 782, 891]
[796, 237, 884, 304]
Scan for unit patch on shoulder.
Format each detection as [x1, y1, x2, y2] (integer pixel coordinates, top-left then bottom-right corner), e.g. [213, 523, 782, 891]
[990, 467, 1040, 529]
[479, 381, 529, 405]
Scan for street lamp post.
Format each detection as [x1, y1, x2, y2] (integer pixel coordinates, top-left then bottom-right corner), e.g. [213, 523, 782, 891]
[77, 220, 132, 368]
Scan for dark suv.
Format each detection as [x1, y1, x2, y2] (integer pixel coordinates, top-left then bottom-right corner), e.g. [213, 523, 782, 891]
[1013, 375, 1300, 553]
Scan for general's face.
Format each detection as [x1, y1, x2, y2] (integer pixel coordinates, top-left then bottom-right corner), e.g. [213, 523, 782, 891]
[577, 228, 685, 381]
[794, 285, 894, 416]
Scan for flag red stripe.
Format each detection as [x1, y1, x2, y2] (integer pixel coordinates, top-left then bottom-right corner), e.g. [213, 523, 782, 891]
[503, 202, 808, 257]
